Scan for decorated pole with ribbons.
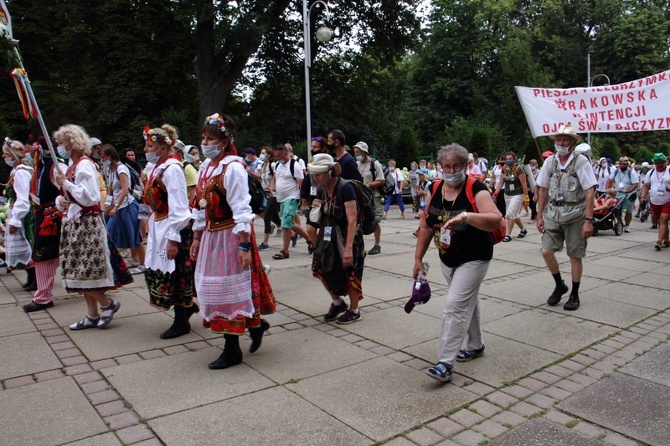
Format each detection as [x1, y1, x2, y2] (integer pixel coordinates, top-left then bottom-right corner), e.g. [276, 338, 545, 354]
[0, 0, 60, 166]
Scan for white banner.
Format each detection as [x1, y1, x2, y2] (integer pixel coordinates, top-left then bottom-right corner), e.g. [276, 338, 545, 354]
[515, 70, 670, 138]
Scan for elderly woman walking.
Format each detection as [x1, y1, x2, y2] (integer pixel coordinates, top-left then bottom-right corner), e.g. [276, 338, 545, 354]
[2, 138, 35, 288]
[54, 125, 132, 330]
[189, 113, 275, 370]
[414, 143, 502, 382]
[309, 153, 365, 324]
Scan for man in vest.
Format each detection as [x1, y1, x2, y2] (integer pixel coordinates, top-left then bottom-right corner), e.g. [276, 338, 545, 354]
[606, 156, 639, 233]
[535, 125, 597, 311]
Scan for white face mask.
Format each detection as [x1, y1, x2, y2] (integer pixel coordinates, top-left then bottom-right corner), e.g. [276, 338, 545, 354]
[443, 171, 466, 187]
[201, 144, 221, 159]
[57, 145, 71, 159]
[5, 157, 16, 167]
[183, 152, 195, 164]
[102, 160, 111, 169]
[145, 150, 160, 164]
[554, 143, 570, 156]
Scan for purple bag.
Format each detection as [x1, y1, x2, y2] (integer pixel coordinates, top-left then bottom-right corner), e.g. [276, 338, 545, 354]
[404, 278, 431, 313]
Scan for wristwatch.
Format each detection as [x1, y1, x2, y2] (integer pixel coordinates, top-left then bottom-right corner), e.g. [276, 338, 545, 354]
[584, 217, 594, 221]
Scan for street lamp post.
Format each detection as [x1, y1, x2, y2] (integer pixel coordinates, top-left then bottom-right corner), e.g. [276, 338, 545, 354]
[303, 0, 331, 160]
[587, 53, 610, 146]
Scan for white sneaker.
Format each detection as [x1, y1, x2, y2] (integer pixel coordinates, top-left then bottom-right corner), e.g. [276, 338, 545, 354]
[624, 225, 630, 233]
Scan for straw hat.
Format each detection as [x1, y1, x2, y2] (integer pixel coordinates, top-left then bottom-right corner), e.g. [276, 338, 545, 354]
[549, 124, 582, 141]
[307, 153, 341, 176]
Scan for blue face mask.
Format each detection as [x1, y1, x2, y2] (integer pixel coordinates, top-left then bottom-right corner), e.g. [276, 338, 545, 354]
[443, 171, 466, 187]
[102, 160, 111, 170]
[505, 160, 513, 167]
[355, 155, 363, 162]
[259, 155, 266, 162]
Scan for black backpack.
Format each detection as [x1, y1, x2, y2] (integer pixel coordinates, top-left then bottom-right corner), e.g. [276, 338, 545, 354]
[247, 174, 266, 215]
[336, 179, 377, 235]
[370, 158, 395, 196]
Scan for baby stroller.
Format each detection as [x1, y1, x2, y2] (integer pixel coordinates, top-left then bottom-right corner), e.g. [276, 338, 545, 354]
[592, 195, 624, 236]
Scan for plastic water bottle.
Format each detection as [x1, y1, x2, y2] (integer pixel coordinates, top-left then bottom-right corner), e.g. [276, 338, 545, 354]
[415, 262, 430, 290]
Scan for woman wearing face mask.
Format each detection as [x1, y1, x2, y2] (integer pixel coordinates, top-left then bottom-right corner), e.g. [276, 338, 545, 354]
[101, 144, 145, 273]
[2, 139, 36, 289]
[54, 125, 133, 330]
[189, 113, 275, 370]
[414, 143, 502, 382]
[142, 124, 197, 339]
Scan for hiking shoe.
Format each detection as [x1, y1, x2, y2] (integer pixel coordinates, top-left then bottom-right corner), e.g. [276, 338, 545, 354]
[456, 345, 485, 362]
[368, 245, 381, 255]
[258, 243, 269, 250]
[126, 259, 140, 268]
[502, 235, 512, 242]
[624, 225, 630, 233]
[336, 309, 361, 325]
[547, 281, 569, 306]
[324, 302, 348, 322]
[654, 241, 669, 251]
[564, 295, 580, 311]
[426, 362, 452, 382]
[517, 229, 528, 238]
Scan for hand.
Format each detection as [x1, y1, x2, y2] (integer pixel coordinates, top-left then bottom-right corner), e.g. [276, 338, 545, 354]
[8, 225, 17, 235]
[582, 221, 593, 240]
[412, 259, 425, 279]
[532, 194, 538, 203]
[106, 206, 117, 218]
[444, 212, 467, 230]
[238, 249, 252, 269]
[535, 215, 545, 233]
[56, 173, 67, 187]
[189, 239, 200, 262]
[342, 248, 353, 268]
[166, 240, 179, 260]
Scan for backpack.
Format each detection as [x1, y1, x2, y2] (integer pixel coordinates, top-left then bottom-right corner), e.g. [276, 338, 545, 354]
[430, 177, 506, 244]
[370, 158, 395, 196]
[336, 178, 377, 235]
[116, 162, 143, 201]
[269, 158, 296, 180]
[226, 161, 267, 215]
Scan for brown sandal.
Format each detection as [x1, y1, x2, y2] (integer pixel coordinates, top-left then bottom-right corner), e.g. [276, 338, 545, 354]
[272, 250, 290, 260]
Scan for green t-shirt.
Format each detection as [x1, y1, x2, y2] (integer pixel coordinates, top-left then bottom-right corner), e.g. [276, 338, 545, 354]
[503, 165, 524, 196]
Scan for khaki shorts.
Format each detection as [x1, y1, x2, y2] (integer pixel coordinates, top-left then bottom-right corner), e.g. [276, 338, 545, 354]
[541, 216, 587, 258]
[374, 196, 383, 224]
[504, 194, 524, 219]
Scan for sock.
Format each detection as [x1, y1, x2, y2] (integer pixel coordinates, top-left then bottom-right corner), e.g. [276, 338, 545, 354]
[332, 298, 344, 306]
[350, 308, 359, 314]
[552, 272, 563, 288]
[571, 281, 580, 297]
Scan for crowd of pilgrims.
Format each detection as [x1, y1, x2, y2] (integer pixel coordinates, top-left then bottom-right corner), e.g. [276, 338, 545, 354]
[2, 114, 276, 370]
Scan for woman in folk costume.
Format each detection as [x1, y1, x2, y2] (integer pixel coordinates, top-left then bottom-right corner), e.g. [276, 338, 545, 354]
[189, 113, 275, 370]
[22, 138, 67, 313]
[54, 125, 132, 330]
[2, 138, 35, 288]
[142, 124, 198, 339]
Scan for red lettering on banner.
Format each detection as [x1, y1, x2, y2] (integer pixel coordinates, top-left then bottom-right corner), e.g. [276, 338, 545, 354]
[590, 98, 598, 108]
[601, 96, 609, 106]
[637, 91, 646, 101]
[627, 92, 635, 103]
[650, 89, 658, 100]
[612, 94, 623, 105]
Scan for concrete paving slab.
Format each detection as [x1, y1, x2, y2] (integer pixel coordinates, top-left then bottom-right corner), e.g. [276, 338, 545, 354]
[340, 306, 439, 350]
[484, 257, 542, 278]
[65, 433, 122, 446]
[490, 418, 603, 446]
[546, 293, 657, 328]
[483, 310, 614, 355]
[360, 273, 416, 301]
[404, 333, 561, 388]
[0, 377, 108, 446]
[618, 245, 670, 262]
[590, 255, 667, 273]
[0, 282, 16, 305]
[364, 250, 442, 277]
[625, 271, 670, 291]
[479, 272, 555, 307]
[69, 312, 202, 361]
[559, 373, 670, 446]
[411, 295, 524, 326]
[287, 356, 477, 442]
[149, 385, 371, 446]
[580, 263, 641, 281]
[243, 327, 377, 383]
[277, 283, 382, 317]
[103, 347, 275, 419]
[0, 305, 36, 337]
[581, 281, 670, 311]
[0, 331, 62, 380]
[621, 343, 670, 387]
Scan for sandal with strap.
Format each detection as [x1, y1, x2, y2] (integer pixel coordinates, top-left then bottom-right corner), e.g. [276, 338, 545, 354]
[502, 235, 512, 242]
[69, 315, 100, 331]
[272, 250, 290, 260]
[306, 241, 315, 255]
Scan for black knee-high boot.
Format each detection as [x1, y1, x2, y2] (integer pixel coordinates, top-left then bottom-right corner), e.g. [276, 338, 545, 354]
[160, 304, 198, 339]
[23, 268, 37, 291]
[208, 334, 243, 370]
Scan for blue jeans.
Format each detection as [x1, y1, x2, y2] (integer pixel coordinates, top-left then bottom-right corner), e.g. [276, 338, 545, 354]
[384, 193, 405, 212]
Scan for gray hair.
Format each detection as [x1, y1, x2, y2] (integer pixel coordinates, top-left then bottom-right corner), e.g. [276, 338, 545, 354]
[437, 143, 468, 166]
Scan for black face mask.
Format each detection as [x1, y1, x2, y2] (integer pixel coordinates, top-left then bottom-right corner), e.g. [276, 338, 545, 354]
[326, 144, 336, 152]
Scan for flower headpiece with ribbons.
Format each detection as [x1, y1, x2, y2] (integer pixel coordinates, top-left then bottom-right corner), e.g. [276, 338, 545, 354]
[143, 126, 174, 146]
[204, 113, 234, 141]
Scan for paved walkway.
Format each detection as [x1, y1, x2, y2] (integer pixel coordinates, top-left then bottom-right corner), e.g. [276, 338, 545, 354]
[0, 213, 668, 446]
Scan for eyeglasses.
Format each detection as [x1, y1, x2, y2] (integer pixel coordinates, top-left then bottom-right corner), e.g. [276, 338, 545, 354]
[441, 164, 464, 173]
